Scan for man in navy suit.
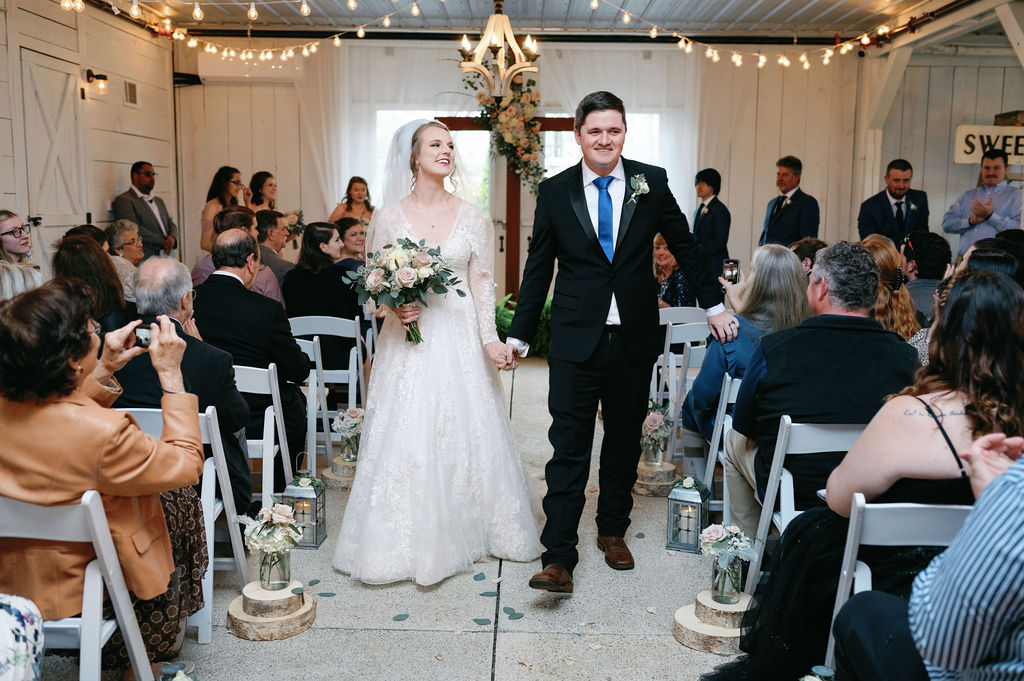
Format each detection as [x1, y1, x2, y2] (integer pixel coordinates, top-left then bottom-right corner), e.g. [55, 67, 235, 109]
[857, 159, 929, 242]
[693, 168, 730, 281]
[759, 156, 819, 246]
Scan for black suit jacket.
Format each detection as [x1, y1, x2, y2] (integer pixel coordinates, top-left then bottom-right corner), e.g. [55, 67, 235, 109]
[509, 159, 722, 363]
[692, 196, 731, 281]
[113, 316, 253, 513]
[760, 188, 820, 246]
[111, 189, 178, 259]
[857, 188, 929, 243]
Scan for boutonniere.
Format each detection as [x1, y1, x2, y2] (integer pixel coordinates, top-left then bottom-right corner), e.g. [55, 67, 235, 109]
[627, 174, 650, 205]
[700, 206, 709, 215]
[909, 203, 918, 212]
[783, 197, 793, 207]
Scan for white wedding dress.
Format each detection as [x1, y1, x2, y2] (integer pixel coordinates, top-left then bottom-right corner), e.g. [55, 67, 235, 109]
[333, 198, 542, 585]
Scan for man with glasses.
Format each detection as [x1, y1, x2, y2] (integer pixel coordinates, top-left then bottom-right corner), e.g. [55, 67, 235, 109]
[112, 161, 179, 260]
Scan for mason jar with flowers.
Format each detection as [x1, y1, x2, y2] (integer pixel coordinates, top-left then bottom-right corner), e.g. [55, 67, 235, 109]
[641, 400, 673, 467]
[699, 524, 757, 604]
[331, 407, 365, 462]
[239, 503, 303, 590]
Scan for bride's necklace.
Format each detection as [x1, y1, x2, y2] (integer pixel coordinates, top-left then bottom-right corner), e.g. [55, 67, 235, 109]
[410, 191, 450, 229]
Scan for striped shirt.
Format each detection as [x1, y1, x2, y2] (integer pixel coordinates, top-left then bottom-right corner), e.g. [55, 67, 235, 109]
[908, 457, 1024, 680]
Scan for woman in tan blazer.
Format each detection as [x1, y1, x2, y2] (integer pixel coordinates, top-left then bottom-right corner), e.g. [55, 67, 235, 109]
[0, 279, 204, 676]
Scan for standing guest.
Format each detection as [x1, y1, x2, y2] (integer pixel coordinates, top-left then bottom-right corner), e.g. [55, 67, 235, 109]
[692, 168, 730, 281]
[52, 235, 135, 334]
[862, 234, 920, 340]
[653, 233, 696, 308]
[942, 148, 1022, 255]
[328, 176, 375, 226]
[0, 281, 204, 679]
[790, 236, 828, 275]
[255, 210, 295, 286]
[199, 166, 251, 253]
[506, 91, 736, 593]
[0, 211, 33, 266]
[191, 206, 283, 306]
[857, 159, 930, 243]
[193, 229, 310, 483]
[335, 217, 366, 269]
[681, 244, 810, 441]
[115, 257, 256, 517]
[0, 261, 43, 302]
[112, 161, 178, 260]
[106, 219, 145, 301]
[759, 155, 819, 246]
[900, 230, 952, 321]
[724, 242, 918, 536]
[65, 224, 108, 250]
[248, 171, 277, 212]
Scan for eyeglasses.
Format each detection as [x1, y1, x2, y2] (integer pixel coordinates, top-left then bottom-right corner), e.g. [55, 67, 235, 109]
[191, 289, 198, 302]
[228, 179, 243, 186]
[138, 171, 157, 178]
[123, 238, 140, 246]
[0, 224, 30, 239]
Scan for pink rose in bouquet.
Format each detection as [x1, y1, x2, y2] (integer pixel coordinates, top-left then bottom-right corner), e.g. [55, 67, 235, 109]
[395, 267, 418, 288]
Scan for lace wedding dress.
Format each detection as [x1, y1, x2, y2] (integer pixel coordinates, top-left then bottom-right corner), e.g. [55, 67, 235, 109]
[333, 199, 542, 585]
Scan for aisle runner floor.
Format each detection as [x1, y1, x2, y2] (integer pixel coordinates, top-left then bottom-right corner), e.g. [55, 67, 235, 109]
[42, 357, 730, 680]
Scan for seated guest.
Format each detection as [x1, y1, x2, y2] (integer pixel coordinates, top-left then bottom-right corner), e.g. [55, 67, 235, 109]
[942, 148, 1022, 256]
[0, 211, 33, 266]
[724, 242, 918, 537]
[862, 234, 920, 339]
[193, 229, 310, 479]
[191, 206, 283, 307]
[857, 158, 929, 243]
[0, 262, 43, 302]
[708, 269, 1016, 681]
[692, 168, 730, 282]
[653, 233, 696, 308]
[64, 223, 108, 250]
[900, 230, 951, 322]
[255, 209, 295, 286]
[283, 222, 362, 370]
[52, 235, 136, 334]
[680, 245, 809, 441]
[789, 236, 827, 275]
[115, 257, 256, 517]
[335, 217, 366, 270]
[835, 432, 1024, 681]
[0, 281, 204, 678]
[966, 248, 1024, 287]
[0, 593, 43, 679]
[105, 219, 146, 301]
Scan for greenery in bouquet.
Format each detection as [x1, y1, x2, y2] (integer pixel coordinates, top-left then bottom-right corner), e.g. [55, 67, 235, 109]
[494, 294, 553, 359]
[238, 502, 303, 554]
[699, 523, 758, 569]
[464, 73, 545, 194]
[642, 400, 673, 446]
[343, 237, 465, 344]
[282, 209, 305, 248]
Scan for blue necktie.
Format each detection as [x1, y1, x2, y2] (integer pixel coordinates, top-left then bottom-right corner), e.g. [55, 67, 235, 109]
[594, 176, 614, 262]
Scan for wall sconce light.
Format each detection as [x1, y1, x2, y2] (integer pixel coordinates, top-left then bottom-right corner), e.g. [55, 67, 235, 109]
[85, 69, 108, 94]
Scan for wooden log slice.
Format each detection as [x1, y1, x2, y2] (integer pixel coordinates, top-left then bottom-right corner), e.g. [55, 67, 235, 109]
[242, 580, 304, 617]
[228, 593, 317, 641]
[673, 603, 741, 655]
[694, 589, 752, 629]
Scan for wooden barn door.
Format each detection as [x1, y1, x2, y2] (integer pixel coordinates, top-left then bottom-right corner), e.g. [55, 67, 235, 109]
[20, 48, 86, 274]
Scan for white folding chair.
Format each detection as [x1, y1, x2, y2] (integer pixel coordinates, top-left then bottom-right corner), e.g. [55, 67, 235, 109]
[823, 492, 972, 667]
[701, 373, 742, 520]
[288, 315, 364, 411]
[295, 336, 333, 475]
[233, 363, 293, 506]
[661, 322, 711, 470]
[118, 406, 248, 644]
[745, 416, 866, 594]
[0, 491, 154, 681]
[650, 308, 707, 407]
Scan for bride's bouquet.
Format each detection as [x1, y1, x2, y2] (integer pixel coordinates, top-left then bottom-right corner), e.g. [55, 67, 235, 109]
[343, 237, 465, 344]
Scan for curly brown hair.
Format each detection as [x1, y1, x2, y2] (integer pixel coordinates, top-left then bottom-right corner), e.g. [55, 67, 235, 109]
[862, 234, 920, 340]
[52, 235, 125, 319]
[901, 269, 1024, 438]
[0, 279, 94, 402]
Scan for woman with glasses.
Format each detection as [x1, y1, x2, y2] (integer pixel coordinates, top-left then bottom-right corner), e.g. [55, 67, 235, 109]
[0, 210, 33, 267]
[106, 219, 146, 301]
[199, 166, 251, 252]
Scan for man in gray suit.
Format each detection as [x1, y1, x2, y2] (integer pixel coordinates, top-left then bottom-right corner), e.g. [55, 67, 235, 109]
[255, 209, 295, 286]
[112, 161, 178, 260]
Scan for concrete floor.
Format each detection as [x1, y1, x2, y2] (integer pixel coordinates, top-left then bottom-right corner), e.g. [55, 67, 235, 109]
[41, 357, 732, 681]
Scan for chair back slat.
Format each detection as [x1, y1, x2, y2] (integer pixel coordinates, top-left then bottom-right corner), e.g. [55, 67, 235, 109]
[0, 496, 91, 541]
[289, 315, 359, 340]
[659, 306, 707, 325]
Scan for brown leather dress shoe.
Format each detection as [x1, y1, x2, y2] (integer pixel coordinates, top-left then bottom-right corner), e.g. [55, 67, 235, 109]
[528, 563, 574, 593]
[597, 535, 635, 570]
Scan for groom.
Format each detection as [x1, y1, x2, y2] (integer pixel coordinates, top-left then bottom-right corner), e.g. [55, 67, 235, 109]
[506, 91, 736, 593]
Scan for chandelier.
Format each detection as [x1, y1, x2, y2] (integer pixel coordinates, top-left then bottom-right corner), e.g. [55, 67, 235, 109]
[458, 0, 538, 99]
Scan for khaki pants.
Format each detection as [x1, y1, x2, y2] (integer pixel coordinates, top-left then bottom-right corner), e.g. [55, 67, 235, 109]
[723, 428, 761, 537]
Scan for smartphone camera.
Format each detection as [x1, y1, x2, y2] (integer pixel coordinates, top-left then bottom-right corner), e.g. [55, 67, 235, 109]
[134, 328, 152, 348]
[723, 259, 740, 285]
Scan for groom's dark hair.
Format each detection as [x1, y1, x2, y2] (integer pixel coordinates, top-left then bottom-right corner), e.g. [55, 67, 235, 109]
[574, 91, 626, 131]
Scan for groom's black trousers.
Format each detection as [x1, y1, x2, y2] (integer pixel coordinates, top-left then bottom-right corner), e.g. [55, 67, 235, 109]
[542, 326, 654, 573]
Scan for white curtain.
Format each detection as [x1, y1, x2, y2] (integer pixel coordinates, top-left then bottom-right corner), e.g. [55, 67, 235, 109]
[295, 50, 348, 217]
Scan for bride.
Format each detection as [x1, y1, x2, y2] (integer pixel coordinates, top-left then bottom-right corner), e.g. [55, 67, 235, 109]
[332, 120, 542, 585]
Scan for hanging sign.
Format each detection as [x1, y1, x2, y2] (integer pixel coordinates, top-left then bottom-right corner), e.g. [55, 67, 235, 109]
[954, 125, 1024, 164]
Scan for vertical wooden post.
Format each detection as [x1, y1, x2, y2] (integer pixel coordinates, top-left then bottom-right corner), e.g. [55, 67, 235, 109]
[506, 165, 521, 298]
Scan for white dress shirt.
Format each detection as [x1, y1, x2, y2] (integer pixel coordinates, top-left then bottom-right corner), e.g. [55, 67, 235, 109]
[581, 159, 626, 326]
[131, 185, 168, 236]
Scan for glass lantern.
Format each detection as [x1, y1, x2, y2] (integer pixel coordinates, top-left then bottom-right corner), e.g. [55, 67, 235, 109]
[666, 483, 708, 553]
[282, 470, 326, 549]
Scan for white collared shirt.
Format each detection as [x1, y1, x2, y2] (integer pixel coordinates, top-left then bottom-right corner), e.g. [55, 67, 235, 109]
[131, 184, 168, 236]
[581, 159, 626, 325]
[211, 270, 245, 286]
[887, 190, 908, 218]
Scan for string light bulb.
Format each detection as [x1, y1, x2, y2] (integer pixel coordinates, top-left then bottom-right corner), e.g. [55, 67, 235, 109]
[301, 45, 309, 57]
[347, 0, 355, 9]
[309, 42, 317, 52]
[590, 0, 598, 8]
[300, 0, 310, 15]
[60, 0, 72, 9]
[192, 2, 203, 20]
[72, 0, 84, 12]
[228, 48, 236, 57]
[860, 34, 870, 45]
[877, 24, 890, 35]
[356, 26, 365, 37]
[803, 60, 810, 70]
[410, 2, 419, 16]
[731, 53, 742, 67]
[333, 35, 341, 46]
[621, 12, 630, 24]
[187, 37, 197, 47]
[382, 14, 390, 26]
[129, 0, 141, 18]
[711, 49, 720, 63]
[247, 2, 258, 21]
[758, 54, 767, 68]
[280, 50, 287, 60]
[649, 27, 657, 39]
